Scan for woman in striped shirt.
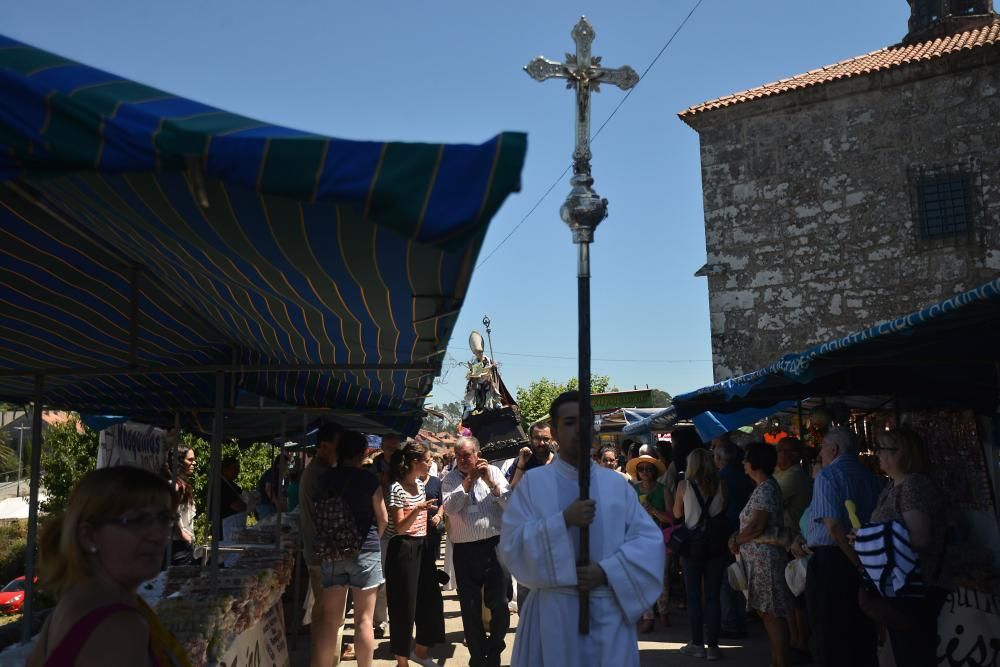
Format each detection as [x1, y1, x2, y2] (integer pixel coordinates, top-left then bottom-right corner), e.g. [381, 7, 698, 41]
[385, 442, 445, 667]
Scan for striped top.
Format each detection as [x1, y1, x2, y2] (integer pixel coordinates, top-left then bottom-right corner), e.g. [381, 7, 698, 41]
[386, 479, 427, 538]
[441, 464, 508, 544]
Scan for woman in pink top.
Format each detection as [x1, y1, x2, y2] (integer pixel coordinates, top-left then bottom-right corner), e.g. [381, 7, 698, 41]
[385, 442, 445, 667]
[27, 466, 189, 667]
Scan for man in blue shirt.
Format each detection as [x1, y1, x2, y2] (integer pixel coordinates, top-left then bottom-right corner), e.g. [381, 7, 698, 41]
[805, 426, 883, 667]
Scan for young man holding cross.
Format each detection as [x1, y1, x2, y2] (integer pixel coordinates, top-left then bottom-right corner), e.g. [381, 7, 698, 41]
[499, 391, 664, 666]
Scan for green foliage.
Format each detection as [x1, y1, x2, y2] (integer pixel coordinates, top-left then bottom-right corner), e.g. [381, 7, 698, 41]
[423, 401, 464, 432]
[650, 389, 672, 407]
[39, 419, 99, 514]
[180, 434, 276, 542]
[514, 375, 615, 428]
[0, 520, 27, 586]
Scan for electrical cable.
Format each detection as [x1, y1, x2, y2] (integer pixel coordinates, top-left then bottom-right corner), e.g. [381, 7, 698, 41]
[475, 0, 707, 269]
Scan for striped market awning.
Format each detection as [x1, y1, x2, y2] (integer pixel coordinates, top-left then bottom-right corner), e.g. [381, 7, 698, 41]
[0, 35, 527, 435]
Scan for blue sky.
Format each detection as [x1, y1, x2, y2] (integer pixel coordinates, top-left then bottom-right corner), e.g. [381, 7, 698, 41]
[4, 0, 910, 405]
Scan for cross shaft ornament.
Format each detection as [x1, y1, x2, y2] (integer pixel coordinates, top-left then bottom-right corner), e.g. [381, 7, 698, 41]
[525, 16, 638, 243]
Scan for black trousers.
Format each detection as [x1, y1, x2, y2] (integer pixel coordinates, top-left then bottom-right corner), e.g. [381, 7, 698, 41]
[886, 587, 947, 667]
[385, 535, 445, 657]
[454, 536, 509, 667]
[805, 546, 878, 667]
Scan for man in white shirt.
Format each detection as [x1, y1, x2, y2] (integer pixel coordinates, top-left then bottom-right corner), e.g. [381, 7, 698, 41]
[442, 436, 510, 667]
[499, 391, 664, 667]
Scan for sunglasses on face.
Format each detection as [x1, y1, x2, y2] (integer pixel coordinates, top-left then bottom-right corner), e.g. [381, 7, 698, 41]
[98, 511, 179, 532]
[637, 466, 656, 473]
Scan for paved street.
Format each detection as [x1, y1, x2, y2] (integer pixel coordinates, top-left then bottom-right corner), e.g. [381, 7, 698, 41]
[289, 583, 776, 667]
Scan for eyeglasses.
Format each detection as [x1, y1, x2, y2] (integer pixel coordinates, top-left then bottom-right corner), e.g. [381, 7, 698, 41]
[637, 466, 656, 473]
[99, 511, 179, 532]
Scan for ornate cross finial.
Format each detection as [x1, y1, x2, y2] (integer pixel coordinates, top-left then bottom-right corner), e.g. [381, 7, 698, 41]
[525, 16, 638, 243]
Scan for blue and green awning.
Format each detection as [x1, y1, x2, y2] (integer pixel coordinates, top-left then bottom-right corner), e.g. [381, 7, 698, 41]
[0, 35, 528, 435]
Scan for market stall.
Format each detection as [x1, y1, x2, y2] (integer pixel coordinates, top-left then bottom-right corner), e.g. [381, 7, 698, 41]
[644, 278, 1000, 663]
[0, 33, 526, 654]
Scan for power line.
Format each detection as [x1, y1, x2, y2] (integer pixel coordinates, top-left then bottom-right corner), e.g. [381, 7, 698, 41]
[445, 347, 710, 364]
[476, 0, 707, 270]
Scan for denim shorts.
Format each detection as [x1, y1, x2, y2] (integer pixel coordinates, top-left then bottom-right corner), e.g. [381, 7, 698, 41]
[320, 550, 383, 590]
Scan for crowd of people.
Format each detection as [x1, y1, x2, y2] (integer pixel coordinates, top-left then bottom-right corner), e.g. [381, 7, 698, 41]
[22, 394, 950, 667]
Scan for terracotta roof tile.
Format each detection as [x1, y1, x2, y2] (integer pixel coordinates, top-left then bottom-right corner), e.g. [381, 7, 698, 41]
[680, 22, 1000, 121]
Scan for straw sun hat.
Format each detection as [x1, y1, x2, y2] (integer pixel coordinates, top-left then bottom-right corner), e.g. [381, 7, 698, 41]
[625, 454, 666, 480]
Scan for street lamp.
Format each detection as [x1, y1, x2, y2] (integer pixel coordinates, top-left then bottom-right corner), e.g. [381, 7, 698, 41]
[14, 425, 29, 497]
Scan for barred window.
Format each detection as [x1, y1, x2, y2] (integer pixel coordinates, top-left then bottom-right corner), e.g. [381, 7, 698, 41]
[916, 174, 971, 239]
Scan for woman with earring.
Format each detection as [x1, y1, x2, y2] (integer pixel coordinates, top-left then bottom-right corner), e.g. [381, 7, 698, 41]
[384, 442, 445, 667]
[27, 466, 190, 666]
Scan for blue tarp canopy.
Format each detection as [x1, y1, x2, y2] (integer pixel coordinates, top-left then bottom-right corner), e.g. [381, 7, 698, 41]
[672, 277, 1000, 422]
[0, 36, 527, 436]
[620, 403, 793, 440]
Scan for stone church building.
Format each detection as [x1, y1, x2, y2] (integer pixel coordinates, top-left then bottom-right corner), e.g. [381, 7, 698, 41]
[682, 1, 1000, 380]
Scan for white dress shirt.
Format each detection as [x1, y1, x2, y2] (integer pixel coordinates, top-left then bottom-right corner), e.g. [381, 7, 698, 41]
[442, 463, 509, 543]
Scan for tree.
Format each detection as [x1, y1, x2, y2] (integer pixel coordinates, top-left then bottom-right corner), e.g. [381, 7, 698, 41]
[423, 401, 464, 432]
[650, 389, 672, 407]
[514, 375, 615, 428]
[181, 433, 277, 541]
[40, 418, 99, 514]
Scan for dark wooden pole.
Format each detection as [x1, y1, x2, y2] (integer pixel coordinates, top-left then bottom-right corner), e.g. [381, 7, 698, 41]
[577, 243, 592, 634]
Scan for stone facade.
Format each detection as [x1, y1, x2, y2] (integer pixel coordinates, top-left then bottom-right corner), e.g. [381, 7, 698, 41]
[684, 43, 1000, 381]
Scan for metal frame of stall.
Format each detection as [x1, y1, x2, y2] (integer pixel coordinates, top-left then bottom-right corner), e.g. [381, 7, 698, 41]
[15, 360, 432, 645]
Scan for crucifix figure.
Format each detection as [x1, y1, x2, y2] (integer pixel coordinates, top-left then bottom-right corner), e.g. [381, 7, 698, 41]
[525, 17, 638, 240]
[524, 16, 637, 636]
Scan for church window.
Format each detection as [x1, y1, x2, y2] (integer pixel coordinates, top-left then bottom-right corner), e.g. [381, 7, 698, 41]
[913, 0, 943, 28]
[916, 173, 972, 239]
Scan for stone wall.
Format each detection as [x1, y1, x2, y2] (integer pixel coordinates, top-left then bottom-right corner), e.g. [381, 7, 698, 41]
[686, 47, 1000, 380]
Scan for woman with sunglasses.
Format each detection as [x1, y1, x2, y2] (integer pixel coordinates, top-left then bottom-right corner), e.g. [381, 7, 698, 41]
[864, 429, 947, 667]
[28, 466, 190, 667]
[626, 453, 669, 632]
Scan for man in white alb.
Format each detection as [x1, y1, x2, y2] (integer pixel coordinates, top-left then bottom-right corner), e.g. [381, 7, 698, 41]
[499, 391, 664, 667]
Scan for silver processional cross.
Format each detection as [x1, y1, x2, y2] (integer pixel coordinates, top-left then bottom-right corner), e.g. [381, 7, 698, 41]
[525, 16, 638, 242]
[524, 16, 637, 636]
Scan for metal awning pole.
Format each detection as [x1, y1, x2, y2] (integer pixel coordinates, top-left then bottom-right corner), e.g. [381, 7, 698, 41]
[165, 413, 180, 568]
[20, 375, 44, 644]
[209, 371, 224, 589]
[274, 414, 287, 549]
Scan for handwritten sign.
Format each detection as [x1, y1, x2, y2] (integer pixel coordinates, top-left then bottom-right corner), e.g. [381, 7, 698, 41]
[97, 421, 168, 472]
[219, 602, 289, 667]
[937, 586, 1000, 666]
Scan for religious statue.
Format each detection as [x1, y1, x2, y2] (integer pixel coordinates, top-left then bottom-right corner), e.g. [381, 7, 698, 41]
[463, 330, 502, 418]
[456, 317, 529, 464]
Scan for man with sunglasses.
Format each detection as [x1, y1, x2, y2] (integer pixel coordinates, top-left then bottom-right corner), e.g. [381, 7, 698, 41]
[507, 422, 555, 489]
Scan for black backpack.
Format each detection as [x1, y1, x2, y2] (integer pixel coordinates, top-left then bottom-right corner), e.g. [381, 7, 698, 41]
[313, 476, 364, 562]
[672, 481, 728, 560]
